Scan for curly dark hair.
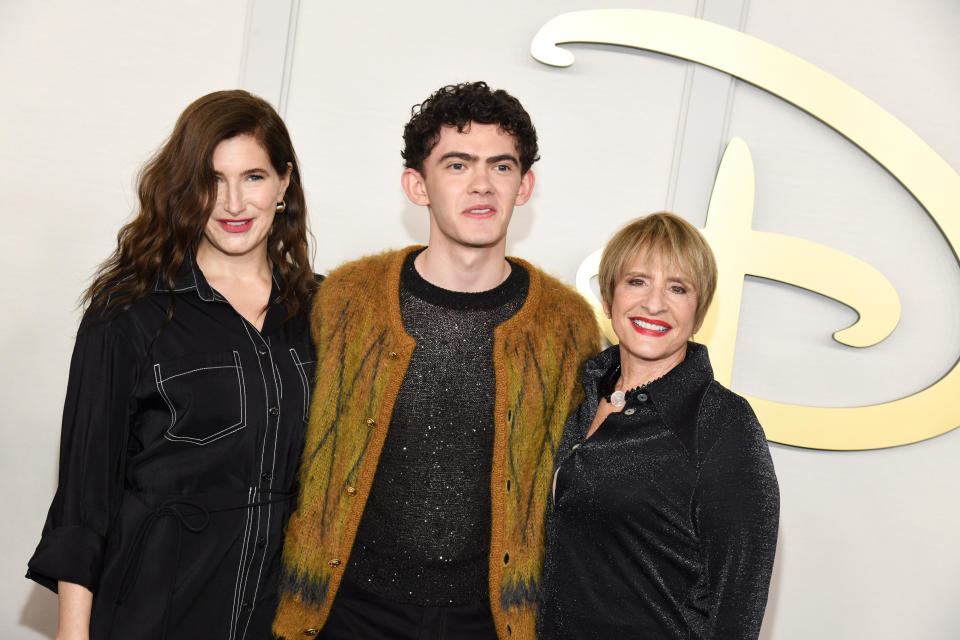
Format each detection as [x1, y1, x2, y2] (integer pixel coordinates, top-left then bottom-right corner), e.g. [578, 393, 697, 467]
[84, 90, 316, 322]
[402, 81, 540, 174]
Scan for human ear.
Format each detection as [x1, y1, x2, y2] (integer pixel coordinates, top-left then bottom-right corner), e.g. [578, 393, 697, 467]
[277, 162, 292, 198]
[401, 168, 430, 206]
[514, 169, 535, 205]
[602, 298, 612, 319]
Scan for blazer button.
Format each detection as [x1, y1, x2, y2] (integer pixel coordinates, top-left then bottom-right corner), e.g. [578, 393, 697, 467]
[257, 346, 268, 356]
[328, 558, 342, 567]
[365, 417, 376, 427]
[304, 629, 319, 637]
[269, 406, 279, 416]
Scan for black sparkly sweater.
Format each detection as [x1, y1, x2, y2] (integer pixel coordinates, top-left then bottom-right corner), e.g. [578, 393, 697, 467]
[343, 249, 528, 605]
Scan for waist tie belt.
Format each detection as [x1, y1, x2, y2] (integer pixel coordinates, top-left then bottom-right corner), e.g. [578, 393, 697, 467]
[116, 488, 294, 639]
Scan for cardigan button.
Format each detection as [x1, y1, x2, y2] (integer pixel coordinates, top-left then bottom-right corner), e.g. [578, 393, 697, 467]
[329, 558, 342, 567]
[304, 629, 319, 637]
[623, 408, 636, 416]
[346, 486, 357, 495]
[365, 417, 376, 427]
[638, 393, 649, 402]
[389, 351, 398, 359]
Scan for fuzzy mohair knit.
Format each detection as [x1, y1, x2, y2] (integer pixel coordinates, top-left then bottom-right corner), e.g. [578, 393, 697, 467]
[273, 246, 600, 640]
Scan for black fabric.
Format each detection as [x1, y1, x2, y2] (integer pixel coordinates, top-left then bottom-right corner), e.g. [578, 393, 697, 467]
[27, 254, 317, 640]
[343, 250, 527, 607]
[320, 581, 498, 640]
[539, 343, 779, 640]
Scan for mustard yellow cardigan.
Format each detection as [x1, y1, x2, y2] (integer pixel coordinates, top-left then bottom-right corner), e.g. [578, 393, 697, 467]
[274, 247, 600, 640]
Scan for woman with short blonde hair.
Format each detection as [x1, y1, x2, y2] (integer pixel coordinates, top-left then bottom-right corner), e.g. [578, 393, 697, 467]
[539, 212, 779, 639]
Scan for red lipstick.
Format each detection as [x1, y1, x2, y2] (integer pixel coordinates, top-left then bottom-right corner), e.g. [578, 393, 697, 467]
[629, 316, 672, 337]
[218, 219, 252, 233]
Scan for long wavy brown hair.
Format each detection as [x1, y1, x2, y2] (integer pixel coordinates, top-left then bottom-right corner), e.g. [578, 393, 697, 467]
[84, 89, 316, 321]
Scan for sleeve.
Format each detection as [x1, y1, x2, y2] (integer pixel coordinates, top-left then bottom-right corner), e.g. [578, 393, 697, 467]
[692, 399, 780, 639]
[26, 318, 140, 593]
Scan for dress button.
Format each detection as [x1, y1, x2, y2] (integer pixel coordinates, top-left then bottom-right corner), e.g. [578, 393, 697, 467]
[346, 486, 357, 495]
[304, 630, 319, 637]
[638, 393, 649, 402]
[365, 417, 376, 427]
[269, 406, 279, 416]
[624, 408, 636, 416]
[328, 558, 342, 567]
[256, 536, 267, 548]
[257, 346, 268, 356]
[261, 472, 273, 482]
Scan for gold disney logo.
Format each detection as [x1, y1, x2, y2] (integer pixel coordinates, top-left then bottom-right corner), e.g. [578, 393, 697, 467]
[531, 9, 960, 450]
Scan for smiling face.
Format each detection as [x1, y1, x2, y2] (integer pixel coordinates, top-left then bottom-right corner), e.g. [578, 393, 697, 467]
[401, 122, 534, 255]
[604, 248, 700, 376]
[198, 134, 290, 266]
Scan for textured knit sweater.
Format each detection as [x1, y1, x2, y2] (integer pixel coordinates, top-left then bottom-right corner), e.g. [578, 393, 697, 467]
[274, 247, 600, 640]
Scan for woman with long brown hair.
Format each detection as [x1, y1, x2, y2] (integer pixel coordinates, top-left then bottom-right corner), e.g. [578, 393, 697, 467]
[26, 90, 319, 639]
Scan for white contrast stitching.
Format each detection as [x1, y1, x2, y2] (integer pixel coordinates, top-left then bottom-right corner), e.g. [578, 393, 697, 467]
[159, 350, 248, 445]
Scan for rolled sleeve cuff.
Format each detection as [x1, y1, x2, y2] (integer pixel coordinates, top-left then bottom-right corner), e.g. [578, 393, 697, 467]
[26, 525, 104, 593]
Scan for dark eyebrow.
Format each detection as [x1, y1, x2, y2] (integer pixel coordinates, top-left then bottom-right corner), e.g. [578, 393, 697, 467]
[438, 152, 477, 163]
[487, 154, 519, 166]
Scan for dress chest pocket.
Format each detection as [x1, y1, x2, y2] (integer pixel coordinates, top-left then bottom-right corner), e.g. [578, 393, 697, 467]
[153, 350, 247, 445]
[289, 347, 315, 422]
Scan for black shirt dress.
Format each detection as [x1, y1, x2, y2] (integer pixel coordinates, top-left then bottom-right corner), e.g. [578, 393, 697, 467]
[27, 256, 316, 639]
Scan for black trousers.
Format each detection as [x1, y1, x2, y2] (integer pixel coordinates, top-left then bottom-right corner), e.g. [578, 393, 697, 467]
[319, 581, 499, 640]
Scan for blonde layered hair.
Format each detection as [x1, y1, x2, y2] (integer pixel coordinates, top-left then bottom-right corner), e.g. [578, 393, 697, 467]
[599, 212, 718, 327]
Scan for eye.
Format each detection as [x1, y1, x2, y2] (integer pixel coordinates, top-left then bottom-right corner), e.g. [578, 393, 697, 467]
[627, 277, 647, 287]
[669, 284, 688, 295]
[448, 162, 465, 171]
[494, 163, 512, 173]
[247, 173, 265, 182]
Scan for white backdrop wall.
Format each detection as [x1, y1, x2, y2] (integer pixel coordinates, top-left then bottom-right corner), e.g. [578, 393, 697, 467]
[2, 1, 958, 638]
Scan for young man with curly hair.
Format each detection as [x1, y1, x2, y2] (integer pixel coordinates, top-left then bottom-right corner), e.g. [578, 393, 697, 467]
[274, 82, 600, 640]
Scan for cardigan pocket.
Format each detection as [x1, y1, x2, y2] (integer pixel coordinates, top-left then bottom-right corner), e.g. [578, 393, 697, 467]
[153, 350, 247, 445]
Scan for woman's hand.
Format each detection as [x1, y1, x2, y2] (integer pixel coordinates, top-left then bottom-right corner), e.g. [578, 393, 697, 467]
[56, 581, 93, 640]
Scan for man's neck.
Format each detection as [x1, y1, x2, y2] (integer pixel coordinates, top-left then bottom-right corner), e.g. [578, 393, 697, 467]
[414, 243, 510, 293]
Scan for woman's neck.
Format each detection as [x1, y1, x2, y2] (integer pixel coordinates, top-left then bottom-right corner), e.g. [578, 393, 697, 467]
[616, 344, 687, 391]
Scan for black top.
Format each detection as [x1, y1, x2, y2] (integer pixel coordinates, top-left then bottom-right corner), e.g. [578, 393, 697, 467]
[26, 255, 316, 640]
[539, 343, 779, 640]
[343, 250, 528, 605]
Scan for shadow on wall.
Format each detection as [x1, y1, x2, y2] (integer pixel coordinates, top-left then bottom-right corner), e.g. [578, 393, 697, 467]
[20, 584, 56, 639]
[759, 526, 785, 640]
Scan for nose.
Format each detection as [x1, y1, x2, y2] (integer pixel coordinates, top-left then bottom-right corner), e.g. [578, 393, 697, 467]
[221, 180, 244, 214]
[468, 169, 494, 195]
[641, 285, 667, 314]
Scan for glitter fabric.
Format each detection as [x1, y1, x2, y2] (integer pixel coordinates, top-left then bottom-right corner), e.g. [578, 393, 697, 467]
[539, 343, 779, 639]
[343, 250, 528, 606]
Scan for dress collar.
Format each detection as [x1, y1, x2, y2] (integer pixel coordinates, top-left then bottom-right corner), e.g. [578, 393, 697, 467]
[152, 250, 220, 302]
[582, 342, 715, 457]
[153, 251, 288, 333]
